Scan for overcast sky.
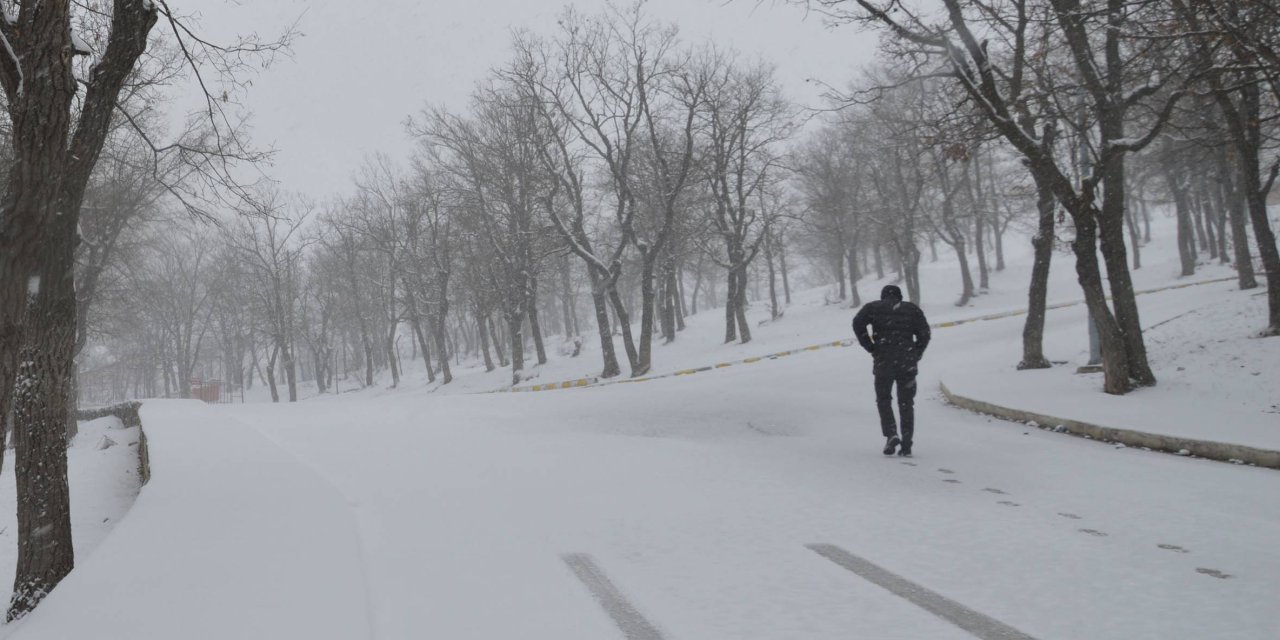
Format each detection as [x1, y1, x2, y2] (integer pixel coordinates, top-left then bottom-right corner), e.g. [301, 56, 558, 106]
[181, 0, 880, 201]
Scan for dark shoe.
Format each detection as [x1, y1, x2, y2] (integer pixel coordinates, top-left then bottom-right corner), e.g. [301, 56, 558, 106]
[898, 443, 913, 457]
[883, 436, 900, 456]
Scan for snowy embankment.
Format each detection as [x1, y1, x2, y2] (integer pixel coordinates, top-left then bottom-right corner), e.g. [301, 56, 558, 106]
[3, 400, 369, 639]
[281, 212, 1277, 462]
[939, 278, 1280, 459]
[0, 417, 141, 626]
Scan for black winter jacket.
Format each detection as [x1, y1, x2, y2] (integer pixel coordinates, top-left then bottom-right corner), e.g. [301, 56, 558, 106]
[852, 291, 931, 377]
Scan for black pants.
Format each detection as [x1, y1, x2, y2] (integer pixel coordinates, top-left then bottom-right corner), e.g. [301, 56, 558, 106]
[874, 373, 916, 444]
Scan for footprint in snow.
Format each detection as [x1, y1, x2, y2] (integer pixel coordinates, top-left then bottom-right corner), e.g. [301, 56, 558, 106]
[1057, 513, 1082, 520]
[1078, 529, 1108, 537]
[997, 500, 1021, 507]
[942, 479, 962, 484]
[938, 468, 956, 474]
[1195, 568, 1232, 579]
[900, 461, 918, 467]
[982, 488, 1007, 495]
[1158, 544, 1190, 554]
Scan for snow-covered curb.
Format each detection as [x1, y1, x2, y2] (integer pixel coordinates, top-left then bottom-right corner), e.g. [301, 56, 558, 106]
[940, 381, 1280, 470]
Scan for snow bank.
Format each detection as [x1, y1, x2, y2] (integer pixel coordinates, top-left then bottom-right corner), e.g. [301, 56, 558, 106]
[7, 400, 371, 640]
[940, 281, 1280, 457]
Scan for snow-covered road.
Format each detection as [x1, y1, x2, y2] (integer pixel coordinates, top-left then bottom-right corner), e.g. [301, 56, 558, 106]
[217, 343, 1275, 640]
[11, 285, 1280, 640]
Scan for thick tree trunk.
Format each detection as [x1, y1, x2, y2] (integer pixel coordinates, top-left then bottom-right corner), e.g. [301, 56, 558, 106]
[994, 220, 1006, 271]
[734, 266, 751, 343]
[411, 317, 436, 383]
[1020, 181, 1056, 370]
[489, 316, 508, 367]
[724, 268, 739, 342]
[1073, 211, 1132, 394]
[1100, 154, 1156, 387]
[606, 286, 640, 375]
[507, 314, 525, 385]
[560, 255, 577, 338]
[635, 257, 658, 376]
[1167, 169, 1198, 277]
[587, 269, 620, 378]
[432, 315, 451, 384]
[660, 262, 677, 344]
[528, 296, 548, 366]
[1225, 167, 1258, 289]
[266, 346, 280, 402]
[846, 245, 862, 307]
[281, 340, 299, 401]
[1243, 184, 1280, 335]
[673, 268, 686, 331]
[9, 222, 77, 620]
[952, 233, 975, 307]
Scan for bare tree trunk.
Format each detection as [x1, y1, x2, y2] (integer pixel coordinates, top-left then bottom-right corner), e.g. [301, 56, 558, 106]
[779, 239, 792, 305]
[411, 318, 436, 383]
[765, 230, 781, 320]
[9, 232, 77, 620]
[833, 253, 847, 301]
[1126, 180, 1143, 270]
[845, 245, 862, 307]
[477, 311, 495, 373]
[560, 256, 578, 338]
[266, 346, 280, 402]
[489, 316, 508, 367]
[660, 260, 677, 343]
[528, 286, 548, 366]
[1166, 166, 1198, 277]
[507, 314, 525, 385]
[1191, 188, 1210, 253]
[1020, 180, 1056, 370]
[606, 287, 640, 375]
[587, 269, 620, 378]
[1224, 164, 1258, 289]
[635, 257, 659, 376]
[724, 268, 739, 342]
[733, 265, 752, 343]
[673, 268, 687, 331]
[1100, 153, 1156, 387]
[433, 313, 452, 384]
[953, 233, 975, 307]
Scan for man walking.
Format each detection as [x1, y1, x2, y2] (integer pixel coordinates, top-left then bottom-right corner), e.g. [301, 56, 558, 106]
[852, 285, 931, 457]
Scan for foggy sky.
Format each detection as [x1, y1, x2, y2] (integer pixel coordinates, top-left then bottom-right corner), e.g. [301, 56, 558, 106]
[178, 0, 880, 201]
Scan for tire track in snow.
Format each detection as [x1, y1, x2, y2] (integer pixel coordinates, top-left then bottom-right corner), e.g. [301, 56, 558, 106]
[562, 553, 666, 640]
[242, 421, 384, 640]
[806, 543, 1038, 640]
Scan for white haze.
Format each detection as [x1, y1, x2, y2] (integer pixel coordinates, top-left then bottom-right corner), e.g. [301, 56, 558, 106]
[174, 0, 878, 200]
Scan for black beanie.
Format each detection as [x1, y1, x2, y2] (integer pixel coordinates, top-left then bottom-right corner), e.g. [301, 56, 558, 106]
[881, 285, 903, 301]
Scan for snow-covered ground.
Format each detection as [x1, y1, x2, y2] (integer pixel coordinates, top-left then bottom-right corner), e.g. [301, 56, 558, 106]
[0, 417, 143, 628]
[944, 280, 1280, 451]
[13, 306, 1278, 638]
[249, 211, 1264, 403]
[5, 214, 1279, 639]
